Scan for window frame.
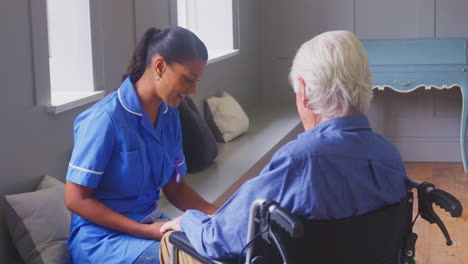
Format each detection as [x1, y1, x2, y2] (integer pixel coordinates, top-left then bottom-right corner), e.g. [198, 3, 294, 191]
[30, 0, 105, 114]
[169, 0, 240, 64]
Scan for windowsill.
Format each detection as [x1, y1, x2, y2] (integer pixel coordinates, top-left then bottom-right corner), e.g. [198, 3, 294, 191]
[47, 91, 105, 114]
[207, 49, 239, 64]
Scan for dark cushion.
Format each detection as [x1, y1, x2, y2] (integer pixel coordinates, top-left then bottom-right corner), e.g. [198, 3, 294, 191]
[203, 100, 224, 142]
[178, 96, 218, 173]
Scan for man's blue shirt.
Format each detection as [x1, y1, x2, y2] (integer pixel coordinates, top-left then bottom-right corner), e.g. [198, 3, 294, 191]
[180, 115, 409, 259]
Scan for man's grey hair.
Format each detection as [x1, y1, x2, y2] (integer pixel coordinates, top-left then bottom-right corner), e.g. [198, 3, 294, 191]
[289, 31, 373, 117]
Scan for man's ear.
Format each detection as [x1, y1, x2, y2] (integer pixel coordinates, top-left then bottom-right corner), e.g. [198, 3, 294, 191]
[298, 76, 309, 108]
[153, 56, 166, 78]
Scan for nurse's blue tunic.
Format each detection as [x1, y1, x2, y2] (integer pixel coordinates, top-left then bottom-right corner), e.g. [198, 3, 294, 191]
[66, 78, 187, 264]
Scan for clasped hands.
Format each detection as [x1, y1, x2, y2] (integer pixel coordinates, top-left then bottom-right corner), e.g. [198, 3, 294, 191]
[160, 213, 214, 235]
[160, 216, 182, 234]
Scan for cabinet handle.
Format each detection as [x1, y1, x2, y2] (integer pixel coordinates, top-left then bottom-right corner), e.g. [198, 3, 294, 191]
[393, 80, 413, 86]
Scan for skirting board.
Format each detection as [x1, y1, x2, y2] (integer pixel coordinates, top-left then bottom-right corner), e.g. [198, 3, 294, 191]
[388, 137, 464, 162]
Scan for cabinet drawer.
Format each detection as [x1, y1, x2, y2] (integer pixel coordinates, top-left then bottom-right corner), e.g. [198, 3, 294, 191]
[372, 71, 468, 92]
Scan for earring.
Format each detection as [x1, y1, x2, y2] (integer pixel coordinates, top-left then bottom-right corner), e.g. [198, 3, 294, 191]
[157, 76, 161, 81]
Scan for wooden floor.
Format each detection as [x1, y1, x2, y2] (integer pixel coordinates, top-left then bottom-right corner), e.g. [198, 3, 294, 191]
[406, 162, 468, 264]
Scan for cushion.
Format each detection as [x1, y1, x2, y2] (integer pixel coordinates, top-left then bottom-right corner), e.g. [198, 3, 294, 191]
[4, 175, 70, 264]
[179, 96, 218, 173]
[35, 175, 64, 191]
[204, 92, 250, 143]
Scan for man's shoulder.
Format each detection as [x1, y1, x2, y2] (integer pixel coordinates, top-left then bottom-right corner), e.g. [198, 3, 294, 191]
[278, 129, 402, 162]
[276, 133, 322, 161]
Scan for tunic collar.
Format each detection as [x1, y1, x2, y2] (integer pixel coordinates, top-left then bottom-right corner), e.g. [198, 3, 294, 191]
[117, 77, 169, 141]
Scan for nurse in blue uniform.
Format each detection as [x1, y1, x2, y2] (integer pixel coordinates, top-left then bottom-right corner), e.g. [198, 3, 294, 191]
[64, 26, 218, 264]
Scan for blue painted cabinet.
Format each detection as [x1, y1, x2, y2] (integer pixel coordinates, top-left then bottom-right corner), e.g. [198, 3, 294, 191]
[362, 38, 468, 170]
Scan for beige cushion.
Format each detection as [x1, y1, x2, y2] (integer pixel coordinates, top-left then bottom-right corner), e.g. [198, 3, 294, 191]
[204, 92, 250, 142]
[35, 175, 64, 191]
[5, 175, 70, 264]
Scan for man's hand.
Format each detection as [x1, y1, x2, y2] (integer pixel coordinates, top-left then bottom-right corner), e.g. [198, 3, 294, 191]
[160, 216, 182, 234]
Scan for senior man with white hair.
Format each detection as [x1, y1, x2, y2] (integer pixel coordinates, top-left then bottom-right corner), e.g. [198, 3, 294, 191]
[158, 31, 409, 263]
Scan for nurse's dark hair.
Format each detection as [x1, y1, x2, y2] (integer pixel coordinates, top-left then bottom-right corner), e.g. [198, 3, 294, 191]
[122, 26, 208, 83]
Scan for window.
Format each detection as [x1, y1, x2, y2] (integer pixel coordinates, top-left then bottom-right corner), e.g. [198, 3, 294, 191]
[32, 0, 104, 114]
[176, 0, 239, 64]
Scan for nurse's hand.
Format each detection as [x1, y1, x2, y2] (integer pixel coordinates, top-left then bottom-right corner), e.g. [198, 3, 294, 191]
[160, 216, 182, 234]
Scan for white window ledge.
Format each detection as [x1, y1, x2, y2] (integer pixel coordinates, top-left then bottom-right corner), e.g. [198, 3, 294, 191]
[208, 49, 239, 64]
[48, 91, 105, 114]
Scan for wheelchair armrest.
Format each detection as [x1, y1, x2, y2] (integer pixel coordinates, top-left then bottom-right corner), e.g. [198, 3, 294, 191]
[168, 232, 237, 264]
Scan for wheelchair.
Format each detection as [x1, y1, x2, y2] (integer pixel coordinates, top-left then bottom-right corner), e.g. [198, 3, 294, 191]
[169, 180, 463, 264]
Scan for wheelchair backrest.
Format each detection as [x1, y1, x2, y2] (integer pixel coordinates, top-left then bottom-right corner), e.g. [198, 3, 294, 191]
[253, 192, 414, 264]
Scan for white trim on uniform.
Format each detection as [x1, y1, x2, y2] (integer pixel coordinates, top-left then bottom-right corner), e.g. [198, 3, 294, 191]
[117, 89, 143, 116]
[69, 163, 104, 175]
[163, 102, 168, 114]
[177, 157, 185, 166]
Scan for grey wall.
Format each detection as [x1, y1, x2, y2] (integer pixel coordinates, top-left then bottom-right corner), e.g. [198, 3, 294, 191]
[258, 0, 468, 162]
[0, 0, 260, 262]
[259, 0, 354, 106]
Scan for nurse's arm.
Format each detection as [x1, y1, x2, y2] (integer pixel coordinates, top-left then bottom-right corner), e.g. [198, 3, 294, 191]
[64, 181, 164, 240]
[163, 179, 218, 215]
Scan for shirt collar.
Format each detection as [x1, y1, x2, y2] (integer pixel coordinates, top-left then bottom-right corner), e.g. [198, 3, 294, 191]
[117, 77, 169, 117]
[298, 115, 371, 138]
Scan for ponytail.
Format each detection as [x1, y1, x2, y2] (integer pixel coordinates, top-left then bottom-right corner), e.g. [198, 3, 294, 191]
[122, 27, 161, 83]
[122, 26, 208, 84]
